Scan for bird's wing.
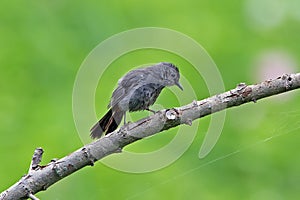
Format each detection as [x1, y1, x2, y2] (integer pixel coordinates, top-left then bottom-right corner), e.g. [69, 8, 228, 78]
[109, 69, 147, 108]
[109, 86, 125, 108]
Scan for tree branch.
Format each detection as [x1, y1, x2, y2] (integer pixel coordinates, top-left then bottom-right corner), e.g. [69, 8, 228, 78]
[1, 73, 300, 199]
[28, 148, 44, 174]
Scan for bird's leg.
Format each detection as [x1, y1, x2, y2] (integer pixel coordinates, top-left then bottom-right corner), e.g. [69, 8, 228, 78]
[146, 108, 156, 114]
[123, 112, 127, 125]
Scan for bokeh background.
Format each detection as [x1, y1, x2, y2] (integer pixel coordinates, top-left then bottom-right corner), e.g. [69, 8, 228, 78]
[1, 0, 300, 199]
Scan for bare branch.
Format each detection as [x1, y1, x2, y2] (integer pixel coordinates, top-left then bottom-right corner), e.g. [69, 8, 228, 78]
[28, 194, 39, 200]
[1, 73, 300, 199]
[28, 148, 44, 174]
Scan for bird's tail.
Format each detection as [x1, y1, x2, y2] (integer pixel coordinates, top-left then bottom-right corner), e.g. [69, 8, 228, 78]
[90, 106, 124, 139]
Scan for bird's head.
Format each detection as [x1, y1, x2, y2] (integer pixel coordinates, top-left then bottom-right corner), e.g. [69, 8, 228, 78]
[159, 62, 183, 90]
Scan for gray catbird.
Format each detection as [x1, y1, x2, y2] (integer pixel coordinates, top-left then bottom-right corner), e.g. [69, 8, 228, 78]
[90, 62, 183, 139]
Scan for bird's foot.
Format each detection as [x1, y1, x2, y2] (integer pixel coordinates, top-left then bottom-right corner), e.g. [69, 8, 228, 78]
[123, 121, 131, 125]
[146, 108, 156, 114]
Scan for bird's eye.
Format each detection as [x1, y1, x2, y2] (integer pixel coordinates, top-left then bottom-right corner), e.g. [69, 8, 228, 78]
[171, 73, 176, 78]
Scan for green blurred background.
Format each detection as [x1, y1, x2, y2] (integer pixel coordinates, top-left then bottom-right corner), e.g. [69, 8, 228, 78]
[1, 0, 300, 199]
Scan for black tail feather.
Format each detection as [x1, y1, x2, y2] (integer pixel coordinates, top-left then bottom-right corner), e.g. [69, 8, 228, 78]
[90, 107, 123, 139]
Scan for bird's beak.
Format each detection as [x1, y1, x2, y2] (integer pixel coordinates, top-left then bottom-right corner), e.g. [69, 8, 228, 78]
[176, 82, 184, 90]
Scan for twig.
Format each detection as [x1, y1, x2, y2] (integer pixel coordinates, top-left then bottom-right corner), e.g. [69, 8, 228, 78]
[1, 73, 300, 200]
[28, 194, 40, 200]
[28, 147, 44, 174]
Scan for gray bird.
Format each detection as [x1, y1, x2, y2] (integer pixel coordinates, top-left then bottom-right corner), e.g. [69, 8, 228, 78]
[90, 62, 183, 139]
